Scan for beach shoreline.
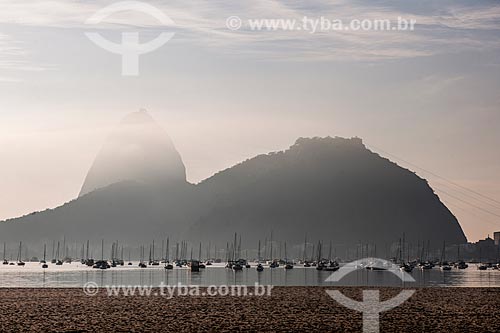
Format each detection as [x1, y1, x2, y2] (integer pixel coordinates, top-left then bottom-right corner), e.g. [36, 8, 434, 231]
[0, 287, 499, 332]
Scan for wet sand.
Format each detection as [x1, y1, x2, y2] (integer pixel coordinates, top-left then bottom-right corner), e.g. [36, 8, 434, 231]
[0, 287, 499, 332]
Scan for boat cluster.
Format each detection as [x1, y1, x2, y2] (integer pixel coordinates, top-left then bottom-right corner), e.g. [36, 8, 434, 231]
[3, 233, 500, 273]
[394, 260, 500, 272]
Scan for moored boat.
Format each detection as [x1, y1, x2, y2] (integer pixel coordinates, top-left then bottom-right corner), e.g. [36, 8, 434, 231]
[41, 244, 48, 268]
[17, 241, 25, 266]
[324, 261, 340, 272]
[190, 260, 200, 272]
[477, 264, 488, 270]
[399, 263, 413, 273]
[2, 243, 8, 265]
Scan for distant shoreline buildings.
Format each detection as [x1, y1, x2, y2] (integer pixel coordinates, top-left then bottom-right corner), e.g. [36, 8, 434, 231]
[463, 232, 500, 262]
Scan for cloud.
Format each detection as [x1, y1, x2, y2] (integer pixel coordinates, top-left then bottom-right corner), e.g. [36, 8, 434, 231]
[0, 33, 54, 74]
[0, 0, 499, 64]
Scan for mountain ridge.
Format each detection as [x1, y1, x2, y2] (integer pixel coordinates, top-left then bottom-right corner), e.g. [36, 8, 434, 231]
[0, 114, 467, 249]
[190, 136, 466, 246]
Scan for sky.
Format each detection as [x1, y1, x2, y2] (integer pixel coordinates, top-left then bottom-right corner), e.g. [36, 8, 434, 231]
[0, 0, 500, 242]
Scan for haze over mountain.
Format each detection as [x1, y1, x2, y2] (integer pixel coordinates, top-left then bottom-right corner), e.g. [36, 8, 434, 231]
[0, 112, 467, 250]
[192, 137, 467, 247]
[80, 110, 186, 196]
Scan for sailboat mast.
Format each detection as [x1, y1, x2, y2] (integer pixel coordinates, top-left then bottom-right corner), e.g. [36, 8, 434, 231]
[402, 233, 405, 263]
[311, 243, 315, 262]
[207, 241, 211, 261]
[166, 238, 169, 262]
[233, 233, 237, 261]
[161, 240, 164, 261]
[270, 231, 273, 261]
[303, 234, 307, 262]
[284, 242, 287, 262]
[441, 241, 446, 263]
[258, 240, 261, 263]
[238, 235, 242, 259]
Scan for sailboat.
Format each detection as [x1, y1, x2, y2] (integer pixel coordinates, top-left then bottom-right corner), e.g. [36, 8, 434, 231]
[120, 245, 124, 266]
[85, 240, 95, 266]
[138, 245, 147, 268]
[455, 245, 468, 269]
[188, 246, 200, 272]
[269, 232, 278, 268]
[40, 244, 47, 263]
[303, 235, 311, 267]
[245, 250, 251, 268]
[127, 248, 133, 265]
[111, 242, 117, 267]
[17, 241, 25, 266]
[398, 235, 413, 273]
[41, 244, 48, 268]
[151, 241, 160, 266]
[477, 263, 488, 270]
[50, 240, 57, 264]
[440, 241, 452, 271]
[164, 238, 173, 270]
[205, 242, 213, 266]
[256, 240, 264, 272]
[55, 241, 63, 265]
[316, 241, 325, 270]
[476, 247, 488, 270]
[92, 239, 110, 269]
[2, 242, 8, 265]
[284, 242, 293, 269]
[311, 243, 316, 266]
[198, 243, 206, 269]
[324, 241, 339, 272]
[161, 239, 165, 264]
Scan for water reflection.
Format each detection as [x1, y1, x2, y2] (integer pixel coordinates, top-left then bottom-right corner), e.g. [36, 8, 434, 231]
[1, 262, 500, 287]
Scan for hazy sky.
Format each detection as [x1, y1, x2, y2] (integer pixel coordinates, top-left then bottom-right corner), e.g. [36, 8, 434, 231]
[1, 0, 499, 241]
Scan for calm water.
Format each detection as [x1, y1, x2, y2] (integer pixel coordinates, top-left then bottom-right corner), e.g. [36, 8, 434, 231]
[1, 262, 500, 287]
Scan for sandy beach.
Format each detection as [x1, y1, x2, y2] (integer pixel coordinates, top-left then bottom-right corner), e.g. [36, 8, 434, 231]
[0, 287, 498, 332]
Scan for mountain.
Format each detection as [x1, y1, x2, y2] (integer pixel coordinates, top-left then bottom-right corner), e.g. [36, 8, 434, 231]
[0, 112, 467, 252]
[191, 137, 467, 248]
[0, 111, 198, 245]
[80, 110, 186, 196]
[0, 181, 199, 244]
